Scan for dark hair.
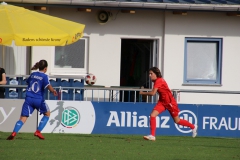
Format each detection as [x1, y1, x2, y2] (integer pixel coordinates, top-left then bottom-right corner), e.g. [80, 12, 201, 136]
[31, 60, 48, 71]
[149, 67, 162, 78]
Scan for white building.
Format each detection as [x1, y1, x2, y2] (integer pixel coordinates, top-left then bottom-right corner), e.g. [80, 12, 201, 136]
[1, 0, 240, 105]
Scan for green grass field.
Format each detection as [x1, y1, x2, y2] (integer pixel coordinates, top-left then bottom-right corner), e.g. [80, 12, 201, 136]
[0, 132, 239, 160]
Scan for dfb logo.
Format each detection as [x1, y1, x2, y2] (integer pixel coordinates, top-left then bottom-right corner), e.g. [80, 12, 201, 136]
[175, 110, 197, 133]
[61, 107, 80, 128]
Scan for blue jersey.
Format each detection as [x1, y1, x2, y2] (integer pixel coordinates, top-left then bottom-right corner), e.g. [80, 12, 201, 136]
[26, 71, 50, 99]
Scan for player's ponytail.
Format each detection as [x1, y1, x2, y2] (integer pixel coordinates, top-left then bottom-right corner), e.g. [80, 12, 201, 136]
[31, 60, 48, 71]
[149, 67, 162, 78]
[31, 62, 39, 70]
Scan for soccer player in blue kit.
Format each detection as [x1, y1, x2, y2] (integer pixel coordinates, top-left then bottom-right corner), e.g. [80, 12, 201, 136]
[7, 60, 58, 140]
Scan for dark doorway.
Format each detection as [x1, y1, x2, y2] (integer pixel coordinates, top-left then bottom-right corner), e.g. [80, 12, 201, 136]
[120, 39, 158, 102]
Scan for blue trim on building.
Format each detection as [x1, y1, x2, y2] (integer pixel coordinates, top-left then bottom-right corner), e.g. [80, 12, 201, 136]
[184, 38, 223, 85]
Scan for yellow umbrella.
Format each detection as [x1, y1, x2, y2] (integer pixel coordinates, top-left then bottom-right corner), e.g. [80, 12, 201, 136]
[0, 2, 85, 46]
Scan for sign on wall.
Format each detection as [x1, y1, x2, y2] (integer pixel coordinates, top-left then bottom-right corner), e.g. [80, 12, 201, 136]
[92, 103, 240, 138]
[0, 99, 37, 132]
[2, 99, 239, 138]
[39, 101, 95, 134]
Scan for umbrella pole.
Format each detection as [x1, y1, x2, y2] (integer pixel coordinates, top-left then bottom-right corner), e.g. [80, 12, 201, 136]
[2, 46, 5, 67]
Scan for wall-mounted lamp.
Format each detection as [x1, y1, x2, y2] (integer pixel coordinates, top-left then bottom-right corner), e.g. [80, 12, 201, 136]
[173, 11, 187, 15]
[34, 6, 47, 11]
[78, 8, 92, 12]
[226, 12, 240, 16]
[121, 10, 135, 14]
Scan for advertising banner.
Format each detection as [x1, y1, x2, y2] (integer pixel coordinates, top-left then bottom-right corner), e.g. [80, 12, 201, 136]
[92, 103, 240, 138]
[197, 105, 240, 138]
[34, 101, 240, 138]
[92, 102, 198, 136]
[40, 100, 95, 134]
[0, 99, 37, 132]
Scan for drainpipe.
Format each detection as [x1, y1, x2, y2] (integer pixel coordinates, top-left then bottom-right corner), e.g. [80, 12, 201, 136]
[2, 46, 4, 68]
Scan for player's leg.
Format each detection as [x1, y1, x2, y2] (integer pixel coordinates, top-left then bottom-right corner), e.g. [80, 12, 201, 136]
[169, 105, 197, 137]
[173, 116, 198, 137]
[6, 116, 28, 140]
[143, 103, 165, 141]
[34, 100, 50, 140]
[172, 116, 194, 128]
[7, 99, 33, 140]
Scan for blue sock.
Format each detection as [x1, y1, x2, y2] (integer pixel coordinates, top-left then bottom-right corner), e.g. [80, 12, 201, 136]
[37, 116, 49, 131]
[13, 120, 24, 133]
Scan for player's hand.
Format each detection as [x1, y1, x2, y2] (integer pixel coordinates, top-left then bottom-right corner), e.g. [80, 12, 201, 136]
[53, 90, 58, 96]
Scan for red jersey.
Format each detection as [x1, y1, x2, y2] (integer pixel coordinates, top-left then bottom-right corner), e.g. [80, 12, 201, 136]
[153, 78, 176, 106]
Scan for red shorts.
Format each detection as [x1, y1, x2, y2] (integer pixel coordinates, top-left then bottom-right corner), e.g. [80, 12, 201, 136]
[153, 102, 180, 117]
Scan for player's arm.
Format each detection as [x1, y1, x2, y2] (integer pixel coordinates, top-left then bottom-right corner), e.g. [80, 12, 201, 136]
[47, 85, 58, 96]
[44, 75, 57, 96]
[0, 73, 7, 85]
[140, 87, 158, 96]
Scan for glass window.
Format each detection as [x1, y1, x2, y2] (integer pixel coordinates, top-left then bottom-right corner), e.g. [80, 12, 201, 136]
[184, 38, 222, 85]
[51, 38, 88, 75]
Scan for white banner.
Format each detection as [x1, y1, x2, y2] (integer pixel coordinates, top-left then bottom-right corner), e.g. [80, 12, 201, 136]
[40, 100, 96, 134]
[0, 99, 37, 132]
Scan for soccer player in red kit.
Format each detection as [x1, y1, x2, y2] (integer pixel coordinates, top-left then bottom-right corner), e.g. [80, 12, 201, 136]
[140, 67, 197, 141]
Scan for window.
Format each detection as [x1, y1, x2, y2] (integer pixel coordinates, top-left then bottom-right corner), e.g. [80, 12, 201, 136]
[51, 37, 88, 75]
[184, 38, 222, 85]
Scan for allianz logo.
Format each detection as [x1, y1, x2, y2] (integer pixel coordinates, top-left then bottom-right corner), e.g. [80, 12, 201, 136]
[175, 110, 197, 133]
[106, 110, 198, 133]
[106, 110, 240, 132]
[107, 111, 171, 128]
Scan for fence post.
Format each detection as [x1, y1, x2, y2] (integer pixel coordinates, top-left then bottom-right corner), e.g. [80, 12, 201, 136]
[172, 89, 180, 102]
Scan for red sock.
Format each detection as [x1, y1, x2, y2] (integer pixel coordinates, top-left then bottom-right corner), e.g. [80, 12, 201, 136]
[150, 116, 156, 136]
[177, 119, 194, 129]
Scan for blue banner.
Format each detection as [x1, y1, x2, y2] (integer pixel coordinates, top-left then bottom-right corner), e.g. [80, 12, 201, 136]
[91, 102, 240, 138]
[198, 105, 240, 138]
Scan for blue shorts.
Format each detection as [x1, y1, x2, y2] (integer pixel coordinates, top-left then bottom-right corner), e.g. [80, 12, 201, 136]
[21, 97, 50, 117]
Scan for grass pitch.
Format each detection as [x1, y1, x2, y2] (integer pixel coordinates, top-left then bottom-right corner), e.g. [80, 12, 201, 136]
[0, 132, 239, 160]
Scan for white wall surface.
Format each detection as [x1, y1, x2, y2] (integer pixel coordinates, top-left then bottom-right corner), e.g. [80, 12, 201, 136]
[31, 46, 53, 74]
[20, 7, 240, 105]
[32, 8, 164, 87]
[164, 11, 240, 105]
[177, 93, 240, 106]
[0, 44, 28, 75]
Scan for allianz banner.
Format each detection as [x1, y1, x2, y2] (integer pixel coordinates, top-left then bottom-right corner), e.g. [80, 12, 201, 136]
[92, 103, 240, 138]
[0, 99, 37, 132]
[40, 101, 240, 138]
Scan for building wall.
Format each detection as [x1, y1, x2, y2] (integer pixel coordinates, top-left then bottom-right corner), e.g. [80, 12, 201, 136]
[0, 44, 28, 75]
[164, 11, 240, 105]
[32, 8, 164, 87]
[6, 7, 240, 105]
